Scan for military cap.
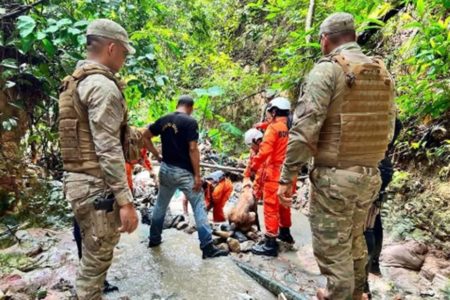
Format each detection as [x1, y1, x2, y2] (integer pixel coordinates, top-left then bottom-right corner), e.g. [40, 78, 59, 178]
[87, 19, 135, 55]
[319, 12, 355, 36]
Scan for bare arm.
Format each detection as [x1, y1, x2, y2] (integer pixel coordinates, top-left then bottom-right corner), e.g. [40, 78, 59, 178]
[189, 140, 202, 191]
[141, 128, 162, 161]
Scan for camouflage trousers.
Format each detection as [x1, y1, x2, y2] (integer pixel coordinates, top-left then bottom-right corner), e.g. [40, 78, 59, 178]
[309, 166, 381, 300]
[64, 172, 121, 300]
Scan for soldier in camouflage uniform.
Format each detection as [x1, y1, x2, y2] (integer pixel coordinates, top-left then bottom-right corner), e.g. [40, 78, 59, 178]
[277, 13, 396, 300]
[59, 19, 145, 299]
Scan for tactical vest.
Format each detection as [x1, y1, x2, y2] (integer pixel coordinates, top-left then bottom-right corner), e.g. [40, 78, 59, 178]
[58, 64, 127, 177]
[315, 54, 393, 168]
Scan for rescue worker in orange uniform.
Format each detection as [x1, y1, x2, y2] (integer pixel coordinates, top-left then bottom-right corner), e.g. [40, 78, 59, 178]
[204, 171, 233, 222]
[250, 97, 294, 257]
[243, 128, 264, 201]
[125, 148, 153, 191]
[253, 105, 273, 132]
[242, 128, 265, 230]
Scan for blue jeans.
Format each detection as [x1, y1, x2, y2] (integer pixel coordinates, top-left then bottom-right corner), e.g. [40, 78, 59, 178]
[149, 163, 213, 249]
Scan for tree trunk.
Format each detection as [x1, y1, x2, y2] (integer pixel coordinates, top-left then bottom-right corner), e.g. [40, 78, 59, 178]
[305, 0, 315, 44]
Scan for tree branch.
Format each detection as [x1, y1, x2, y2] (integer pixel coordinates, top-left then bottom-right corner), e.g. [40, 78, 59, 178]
[0, 0, 47, 20]
[357, 3, 406, 46]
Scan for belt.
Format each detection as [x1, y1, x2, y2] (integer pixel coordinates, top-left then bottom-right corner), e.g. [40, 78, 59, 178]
[315, 165, 378, 176]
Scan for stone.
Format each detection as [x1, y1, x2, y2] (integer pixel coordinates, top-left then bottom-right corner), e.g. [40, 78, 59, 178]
[217, 243, 230, 252]
[184, 225, 197, 234]
[239, 241, 255, 253]
[227, 238, 241, 253]
[176, 221, 189, 230]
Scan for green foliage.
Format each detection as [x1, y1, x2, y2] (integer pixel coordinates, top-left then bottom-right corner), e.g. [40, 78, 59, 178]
[395, 8, 450, 119]
[1, 0, 449, 159]
[0, 253, 31, 276]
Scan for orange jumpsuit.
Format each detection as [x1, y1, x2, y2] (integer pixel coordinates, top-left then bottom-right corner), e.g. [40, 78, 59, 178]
[140, 148, 152, 171]
[254, 121, 269, 131]
[125, 148, 153, 190]
[251, 117, 291, 237]
[205, 178, 233, 222]
[244, 149, 265, 201]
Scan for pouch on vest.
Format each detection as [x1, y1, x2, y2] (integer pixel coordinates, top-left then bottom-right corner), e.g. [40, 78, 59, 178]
[315, 54, 393, 168]
[122, 125, 144, 163]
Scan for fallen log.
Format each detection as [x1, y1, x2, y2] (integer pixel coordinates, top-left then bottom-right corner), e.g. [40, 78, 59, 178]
[200, 163, 245, 173]
[151, 160, 245, 173]
[233, 259, 307, 300]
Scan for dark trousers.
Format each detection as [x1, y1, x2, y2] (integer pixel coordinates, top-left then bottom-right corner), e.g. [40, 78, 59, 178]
[364, 159, 393, 294]
[364, 213, 383, 268]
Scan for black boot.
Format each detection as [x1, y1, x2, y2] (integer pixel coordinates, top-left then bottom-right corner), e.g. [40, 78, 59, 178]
[103, 280, 119, 294]
[251, 236, 278, 257]
[278, 227, 295, 244]
[148, 239, 162, 248]
[202, 243, 229, 259]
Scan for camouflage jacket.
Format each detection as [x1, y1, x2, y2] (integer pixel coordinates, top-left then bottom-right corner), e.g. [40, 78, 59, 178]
[65, 60, 132, 206]
[280, 42, 396, 182]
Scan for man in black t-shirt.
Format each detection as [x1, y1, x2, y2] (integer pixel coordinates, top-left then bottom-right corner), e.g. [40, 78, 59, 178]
[143, 95, 229, 259]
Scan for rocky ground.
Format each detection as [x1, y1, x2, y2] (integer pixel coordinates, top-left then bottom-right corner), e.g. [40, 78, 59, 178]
[1, 171, 449, 300]
[1, 202, 449, 299]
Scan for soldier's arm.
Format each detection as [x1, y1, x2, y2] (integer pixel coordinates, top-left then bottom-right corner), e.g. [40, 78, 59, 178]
[81, 76, 132, 206]
[280, 62, 335, 183]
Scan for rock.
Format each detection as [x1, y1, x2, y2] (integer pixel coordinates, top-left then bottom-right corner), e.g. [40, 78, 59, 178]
[279, 242, 296, 253]
[0, 289, 4, 300]
[432, 273, 450, 293]
[237, 292, 254, 300]
[227, 238, 240, 253]
[170, 215, 185, 228]
[380, 241, 428, 271]
[381, 266, 422, 295]
[52, 278, 74, 292]
[419, 255, 450, 281]
[5, 291, 28, 300]
[25, 244, 44, 257]
[183, 225, 197, 234]
[176, 221, 189, 230]
[36, 288, 47, 299]
[217, 243, 230, 252]
[239, 241, 255, 253]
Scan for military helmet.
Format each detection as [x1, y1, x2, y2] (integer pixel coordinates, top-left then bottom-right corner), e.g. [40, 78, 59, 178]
[268, 97, 291, 111]
[244, 128, 264, 146]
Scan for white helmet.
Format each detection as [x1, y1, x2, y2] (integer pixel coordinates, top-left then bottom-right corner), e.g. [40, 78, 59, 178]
[244, 128, 263, 146]
[267, 97, 291, 111]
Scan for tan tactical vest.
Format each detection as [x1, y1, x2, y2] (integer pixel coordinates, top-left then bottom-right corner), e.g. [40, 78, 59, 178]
[315, 54, 393, 168]
[58, 64, 127, 177]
